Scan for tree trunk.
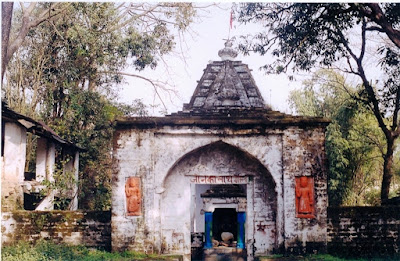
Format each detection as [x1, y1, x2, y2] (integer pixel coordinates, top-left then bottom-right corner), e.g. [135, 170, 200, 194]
[381, 137, 395, 202]
[2, 2, 13, 82]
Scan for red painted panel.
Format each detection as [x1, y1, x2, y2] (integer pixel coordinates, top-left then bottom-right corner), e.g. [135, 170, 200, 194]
[125, 177, 141, 216]
[295, 176, 315, 218]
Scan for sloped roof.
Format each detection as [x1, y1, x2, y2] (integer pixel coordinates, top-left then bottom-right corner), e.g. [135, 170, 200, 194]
[182, 60, 266, 113]
[181, 40, 266, 114]
[2, 102, 84, 151]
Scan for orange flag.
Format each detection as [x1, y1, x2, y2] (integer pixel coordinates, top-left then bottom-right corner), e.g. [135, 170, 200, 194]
[230, 10, 233, 29]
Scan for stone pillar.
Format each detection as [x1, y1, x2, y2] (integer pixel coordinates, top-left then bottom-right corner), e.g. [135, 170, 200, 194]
[2, 122, 26, 210]
[46, 142, 55, 182]
[35, 137, 47, 182]
[71, 151, 79, 210]
[64, 150, 79, 210]
[35, 141, 56, 210]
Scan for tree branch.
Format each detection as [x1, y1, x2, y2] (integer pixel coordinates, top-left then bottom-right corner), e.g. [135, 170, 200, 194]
[4, 3, 71, 77]
[357, 56, 391, 140]
[24, 3, 37, 17]
[30, 3, 71, 28]
[359, 20, 367, 62]
[392, 85, 400, 135]
[336, 24, 391, 140]
[108, 4, 161, 32]
[2, 2, 14, 82]
[365, 26, 385, 33]
[98, 71, 167, 111]
[363, 3, 400, 49]
[336, 28, 359, 62]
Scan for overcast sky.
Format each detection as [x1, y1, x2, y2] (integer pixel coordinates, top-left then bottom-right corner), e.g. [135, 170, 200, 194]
[117, 3, 305, 116]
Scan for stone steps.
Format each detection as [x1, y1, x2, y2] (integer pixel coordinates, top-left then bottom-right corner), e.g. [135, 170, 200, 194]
[203, 248, 246, 261]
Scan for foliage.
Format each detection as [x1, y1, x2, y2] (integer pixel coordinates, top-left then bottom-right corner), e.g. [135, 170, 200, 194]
[46, 90, 132, 210]
[289, 70, 385, 206]
[236, 3, 400, 201]
[2, 2, 196, 209]
[40, 156, 77, 210]
[1, 240, 182, 261]
[3, 241, 400, 261]
[2, 2, 197, 82]
[5, 2, 187, 113]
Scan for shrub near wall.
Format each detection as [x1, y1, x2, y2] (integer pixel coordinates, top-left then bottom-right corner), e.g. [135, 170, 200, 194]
[327, 206, 400, 257]
[1, 211, 111, 250]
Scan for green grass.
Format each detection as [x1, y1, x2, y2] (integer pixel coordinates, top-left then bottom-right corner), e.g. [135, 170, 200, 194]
[1, 241, 181, 261]
[259, 254, 400, 261]
[3, 241, 400, 261]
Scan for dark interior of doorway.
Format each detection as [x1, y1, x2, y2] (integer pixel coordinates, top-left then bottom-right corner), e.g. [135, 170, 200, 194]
[23, 193, 44, 210]
[213, 208, 237, 242]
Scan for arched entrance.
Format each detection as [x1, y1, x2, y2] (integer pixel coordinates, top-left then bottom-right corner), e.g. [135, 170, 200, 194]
[160, 141, 277, 260]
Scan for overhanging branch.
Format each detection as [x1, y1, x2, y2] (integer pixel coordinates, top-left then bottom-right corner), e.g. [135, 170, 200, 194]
[98, 71, 168, 111]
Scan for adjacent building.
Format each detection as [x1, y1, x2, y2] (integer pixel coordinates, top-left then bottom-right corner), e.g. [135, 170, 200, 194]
[1, 102, 81, 211]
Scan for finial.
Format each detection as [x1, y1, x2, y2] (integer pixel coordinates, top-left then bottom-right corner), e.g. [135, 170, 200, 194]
[218, 39, 238, 61]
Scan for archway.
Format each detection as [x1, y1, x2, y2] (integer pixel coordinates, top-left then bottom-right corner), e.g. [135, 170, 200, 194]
[159, 141, 277, 260]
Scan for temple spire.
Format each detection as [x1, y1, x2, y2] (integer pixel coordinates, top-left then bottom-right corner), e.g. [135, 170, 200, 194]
[182, 40, 267, 113]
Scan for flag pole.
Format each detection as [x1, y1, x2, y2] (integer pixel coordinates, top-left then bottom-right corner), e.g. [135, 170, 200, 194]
[228, 9, 233, 40]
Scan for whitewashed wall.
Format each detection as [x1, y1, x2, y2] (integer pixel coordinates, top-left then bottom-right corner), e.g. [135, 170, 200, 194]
[112, 124, 328, 259]
[1, 122, 27, 210]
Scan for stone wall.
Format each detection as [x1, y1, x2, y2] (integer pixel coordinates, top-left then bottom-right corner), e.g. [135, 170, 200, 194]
[328, 206, 400, 257]
[2, 207, 400, 257]
[112, 121, 329, 260]
[1, 211, 111, 250]
[282, 127, 328, 254]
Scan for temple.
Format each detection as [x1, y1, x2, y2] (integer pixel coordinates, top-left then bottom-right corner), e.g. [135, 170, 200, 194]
[111, 40, 330, 261]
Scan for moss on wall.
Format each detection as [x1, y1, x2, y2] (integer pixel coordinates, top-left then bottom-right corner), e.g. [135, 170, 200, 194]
[2, 211, 111, 250]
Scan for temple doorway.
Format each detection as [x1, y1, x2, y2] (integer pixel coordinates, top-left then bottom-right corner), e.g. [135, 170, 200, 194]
[191, 184, 247, 260]
[213, 208, 237, 243]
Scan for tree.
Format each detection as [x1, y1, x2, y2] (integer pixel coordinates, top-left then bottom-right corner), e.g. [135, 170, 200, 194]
[2, 2, 14, 81]
[236, 3, 400, 201]
[1, 2, 71, 82]
[3, 2, 200, 93]
[2, 2, 198, 209]
[289, 70, 386, 205]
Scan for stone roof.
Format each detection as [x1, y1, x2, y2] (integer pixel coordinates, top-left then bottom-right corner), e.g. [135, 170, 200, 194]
[178, 40, 266, 114]
[181, 40, 266, 114]
[182, 60, 266, 114]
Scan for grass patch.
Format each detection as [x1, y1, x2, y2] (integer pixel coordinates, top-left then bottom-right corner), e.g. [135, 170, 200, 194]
[259, 254, 400, 261]
[1, 240, 181, 261]
[3, 242, 399, 261]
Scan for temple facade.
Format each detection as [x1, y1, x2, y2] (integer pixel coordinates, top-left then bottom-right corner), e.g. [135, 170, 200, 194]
[111, 41, 329, 261]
